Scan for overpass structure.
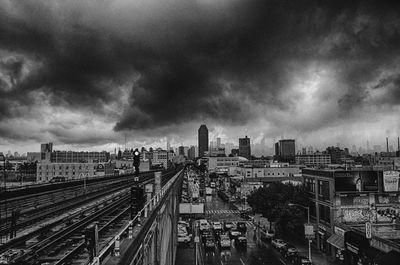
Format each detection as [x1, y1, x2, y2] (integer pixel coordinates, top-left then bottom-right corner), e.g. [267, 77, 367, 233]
[91, 168, 184, 265]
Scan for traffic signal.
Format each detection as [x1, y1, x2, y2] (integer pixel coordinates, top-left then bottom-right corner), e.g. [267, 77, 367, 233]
[133, 149, 140, 176]
[131, 187, 144, 219]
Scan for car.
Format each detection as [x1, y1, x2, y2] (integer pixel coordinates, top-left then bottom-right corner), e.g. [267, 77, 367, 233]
[178, 225, 188, 236]
[229, 229, 241, 239]
[178, 220, 189, 228]
[219, 234, 231, 249]
[178, 234, 192, 243]
[224, 221, 234, 230]
[205, 236, 215, 252]
[271, 238, 287, 249]
[212, 222, 223, 231]
[265, 230, 275, 238]
[234, 236, 247, 249]
[200, 229, 211, 242]
[199, 219, 209, 231]
[293, 255, 312, 265]
[281, 244, 298, 257]
[236, 222, 247, 233]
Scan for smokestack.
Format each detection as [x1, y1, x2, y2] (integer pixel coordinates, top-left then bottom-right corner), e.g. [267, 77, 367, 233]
[398, 137, 399, 151]
[386, 137, 389, 153]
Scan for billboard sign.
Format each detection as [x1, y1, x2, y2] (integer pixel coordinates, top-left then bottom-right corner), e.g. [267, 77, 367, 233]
[365, 222, 372, 239]
[96, 164, 105, 172]
[383, 171, 399, 192]
[304, 223, 315, 239]
[335, 171, 378, 192]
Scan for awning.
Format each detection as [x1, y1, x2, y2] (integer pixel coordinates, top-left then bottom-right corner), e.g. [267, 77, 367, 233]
[327, 234, 344, 250]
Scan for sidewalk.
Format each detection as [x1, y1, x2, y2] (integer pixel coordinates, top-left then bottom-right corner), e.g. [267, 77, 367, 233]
[289, 236, 338, 265]
[255, 223, 339, 265]
[231, 200, 339, 265]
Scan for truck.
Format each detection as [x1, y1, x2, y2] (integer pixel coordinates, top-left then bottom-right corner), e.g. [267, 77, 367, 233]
[210, 182, 216, 188]
[206, 187, 212, 196]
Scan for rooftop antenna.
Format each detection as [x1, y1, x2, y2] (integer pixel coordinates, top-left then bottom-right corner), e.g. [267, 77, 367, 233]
[386, 137, 389, 153]
[124, 133, 127, 151]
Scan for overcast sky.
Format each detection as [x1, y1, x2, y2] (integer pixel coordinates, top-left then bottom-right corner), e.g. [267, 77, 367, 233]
[1, 0, 400, 154]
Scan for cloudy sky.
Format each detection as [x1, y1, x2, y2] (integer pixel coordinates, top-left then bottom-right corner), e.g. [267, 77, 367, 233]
[1, 0, 400, 154]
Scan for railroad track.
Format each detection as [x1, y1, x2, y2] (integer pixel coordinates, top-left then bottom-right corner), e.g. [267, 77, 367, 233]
[1, 168, 181, 265]
[15, 192, 131, 265]
[0, 172, 156, 237]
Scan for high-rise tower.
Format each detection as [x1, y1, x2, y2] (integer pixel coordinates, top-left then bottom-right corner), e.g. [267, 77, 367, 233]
[198, 125, 209, 157]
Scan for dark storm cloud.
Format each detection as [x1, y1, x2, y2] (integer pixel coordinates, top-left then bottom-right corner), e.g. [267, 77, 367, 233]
[1, 0, 400, 144]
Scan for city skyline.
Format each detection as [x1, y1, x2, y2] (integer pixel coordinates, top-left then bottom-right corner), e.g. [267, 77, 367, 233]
[1, 1, 400, 154]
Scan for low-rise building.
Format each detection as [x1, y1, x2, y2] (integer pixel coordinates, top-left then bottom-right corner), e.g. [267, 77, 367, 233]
[36, 162, 114, 182]
[205, 156, 248, 173]
[239, 166, 301, 178]
[295, 153, 331, 167]
[302, 168, 400, 264]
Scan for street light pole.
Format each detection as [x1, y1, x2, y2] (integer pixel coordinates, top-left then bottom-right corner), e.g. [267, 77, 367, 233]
[288, 203, 312, 263]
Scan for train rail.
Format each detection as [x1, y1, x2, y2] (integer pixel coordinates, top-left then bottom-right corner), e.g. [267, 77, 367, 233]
[0, 171, 157, 238]
[0, 168, 181, 265]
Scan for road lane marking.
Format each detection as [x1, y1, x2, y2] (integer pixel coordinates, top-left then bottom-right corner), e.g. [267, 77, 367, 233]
[240, 258, 246, 265]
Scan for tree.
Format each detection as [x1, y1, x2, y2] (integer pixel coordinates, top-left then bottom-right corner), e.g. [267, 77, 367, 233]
[247, 182, 309, 237]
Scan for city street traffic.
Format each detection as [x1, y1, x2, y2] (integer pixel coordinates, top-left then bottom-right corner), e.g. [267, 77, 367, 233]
[189, 188, 287, 265]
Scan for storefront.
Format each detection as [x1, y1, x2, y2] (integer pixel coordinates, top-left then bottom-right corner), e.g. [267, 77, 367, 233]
[344, 231, 381, 265]
[327, 226, 345, 263]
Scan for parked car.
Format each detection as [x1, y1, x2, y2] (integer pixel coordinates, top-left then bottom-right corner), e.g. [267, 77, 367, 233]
[281, 244, 298, 258]
[265, 230, 275, 238]
[292, 255, 312, 265]
[236, 222, 247, 233]
[271, 238, 287, 249]
[219, 234, 231, 249]
[234, 236, 247, 249]
[224, 221, 234, 231]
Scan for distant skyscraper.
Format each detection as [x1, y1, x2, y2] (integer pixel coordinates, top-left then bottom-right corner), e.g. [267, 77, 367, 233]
[275, 139, 295, 163]
[217, 137, 221, 148]
[178, 146, 185, 156]
[239, 136, 251, 159]
[198, 124, 209, 157]
[188, 146, 196, 160]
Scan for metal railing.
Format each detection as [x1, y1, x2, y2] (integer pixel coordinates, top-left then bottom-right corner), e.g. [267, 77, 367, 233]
[90, 169, 183, 265]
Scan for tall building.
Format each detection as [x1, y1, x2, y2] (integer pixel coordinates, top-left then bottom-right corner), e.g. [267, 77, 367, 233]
[275, 139, 295, 163]
[178, 146, 185, 156]
[239, 136, 251, 159]
[188, 146, 196, 160]
[41, 142, 53, 161]
[217, 137, 221, 148]
[198, 124, 209, 157]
